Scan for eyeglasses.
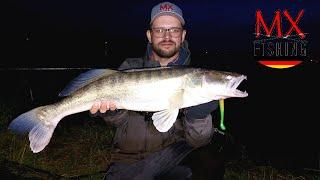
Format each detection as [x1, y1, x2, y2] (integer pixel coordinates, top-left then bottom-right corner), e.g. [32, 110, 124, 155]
[151, 27, 183, 38]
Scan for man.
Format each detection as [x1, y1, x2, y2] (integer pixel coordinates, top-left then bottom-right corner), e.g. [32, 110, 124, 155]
[91, 2, 219, 179]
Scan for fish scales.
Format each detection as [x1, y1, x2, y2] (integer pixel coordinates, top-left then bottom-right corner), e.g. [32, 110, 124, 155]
[8, 67, 248, 153]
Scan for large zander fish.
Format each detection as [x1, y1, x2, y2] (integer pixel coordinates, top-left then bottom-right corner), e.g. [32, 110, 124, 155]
[8, 67, 248, 153]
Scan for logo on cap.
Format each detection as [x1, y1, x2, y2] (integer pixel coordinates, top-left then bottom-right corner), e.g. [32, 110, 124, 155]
[150, 2, 185, 26]
[160, 3, 173, 11]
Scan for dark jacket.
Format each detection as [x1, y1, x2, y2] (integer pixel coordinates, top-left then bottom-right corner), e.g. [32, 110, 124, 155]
[101, 41, 215, 164]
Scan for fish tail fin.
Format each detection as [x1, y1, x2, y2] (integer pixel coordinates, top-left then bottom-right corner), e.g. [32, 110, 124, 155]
[8, 105, 62, 153]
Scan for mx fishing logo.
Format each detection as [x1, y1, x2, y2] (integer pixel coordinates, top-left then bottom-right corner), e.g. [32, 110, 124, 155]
[253, 9, 308, 69]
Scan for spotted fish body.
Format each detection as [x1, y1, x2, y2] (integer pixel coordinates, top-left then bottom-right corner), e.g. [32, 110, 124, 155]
[8, 67, 248, 153]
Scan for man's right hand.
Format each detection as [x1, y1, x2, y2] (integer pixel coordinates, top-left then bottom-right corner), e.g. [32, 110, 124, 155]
[90, 101, 117, 114]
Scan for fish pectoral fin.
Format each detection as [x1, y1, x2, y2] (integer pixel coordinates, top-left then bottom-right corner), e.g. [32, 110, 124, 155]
[152, 90, 183, 132]
[152, 109, 179, 132]
[59, 69, 118, 97]
[168, 89, 184, 109]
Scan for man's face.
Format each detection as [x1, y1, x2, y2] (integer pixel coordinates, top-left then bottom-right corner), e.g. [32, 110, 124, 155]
[147, 15, 186, 58]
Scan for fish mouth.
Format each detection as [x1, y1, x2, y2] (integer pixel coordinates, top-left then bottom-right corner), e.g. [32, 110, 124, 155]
[227, 75, 248, 97]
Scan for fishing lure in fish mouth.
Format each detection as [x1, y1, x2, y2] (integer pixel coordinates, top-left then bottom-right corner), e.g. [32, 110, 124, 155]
[219, 99, 226, 130]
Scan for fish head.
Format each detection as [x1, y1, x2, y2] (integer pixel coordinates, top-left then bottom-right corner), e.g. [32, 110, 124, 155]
[202, 70, 248, 99]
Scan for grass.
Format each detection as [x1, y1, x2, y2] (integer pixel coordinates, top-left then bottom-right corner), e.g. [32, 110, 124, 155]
[223, 159, 320, 180]
[0, 103, 114, 179]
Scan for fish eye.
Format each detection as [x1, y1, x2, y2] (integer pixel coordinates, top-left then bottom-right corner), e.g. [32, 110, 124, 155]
[226, 75, 233, 80]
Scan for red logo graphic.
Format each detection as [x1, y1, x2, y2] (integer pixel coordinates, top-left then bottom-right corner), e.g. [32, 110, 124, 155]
[160, 4, 173, 11]
[256, 10, 305, 39]
[254, 9, 307, 69]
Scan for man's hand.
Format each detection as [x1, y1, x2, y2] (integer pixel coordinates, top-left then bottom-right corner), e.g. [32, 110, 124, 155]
[90, 101, 117, 114]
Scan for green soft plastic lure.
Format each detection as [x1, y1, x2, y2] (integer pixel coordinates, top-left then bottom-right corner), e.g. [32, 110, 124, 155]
[219, 99, 226, 130]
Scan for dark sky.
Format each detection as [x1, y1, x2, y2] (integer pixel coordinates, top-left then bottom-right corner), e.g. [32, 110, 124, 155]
[2, 0, 320, 67]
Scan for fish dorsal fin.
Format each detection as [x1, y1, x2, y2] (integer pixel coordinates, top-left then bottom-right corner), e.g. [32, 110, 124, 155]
[122, 66, 172, 72]
[58, 69, 117, 97]
[152, 89, 184, 132]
